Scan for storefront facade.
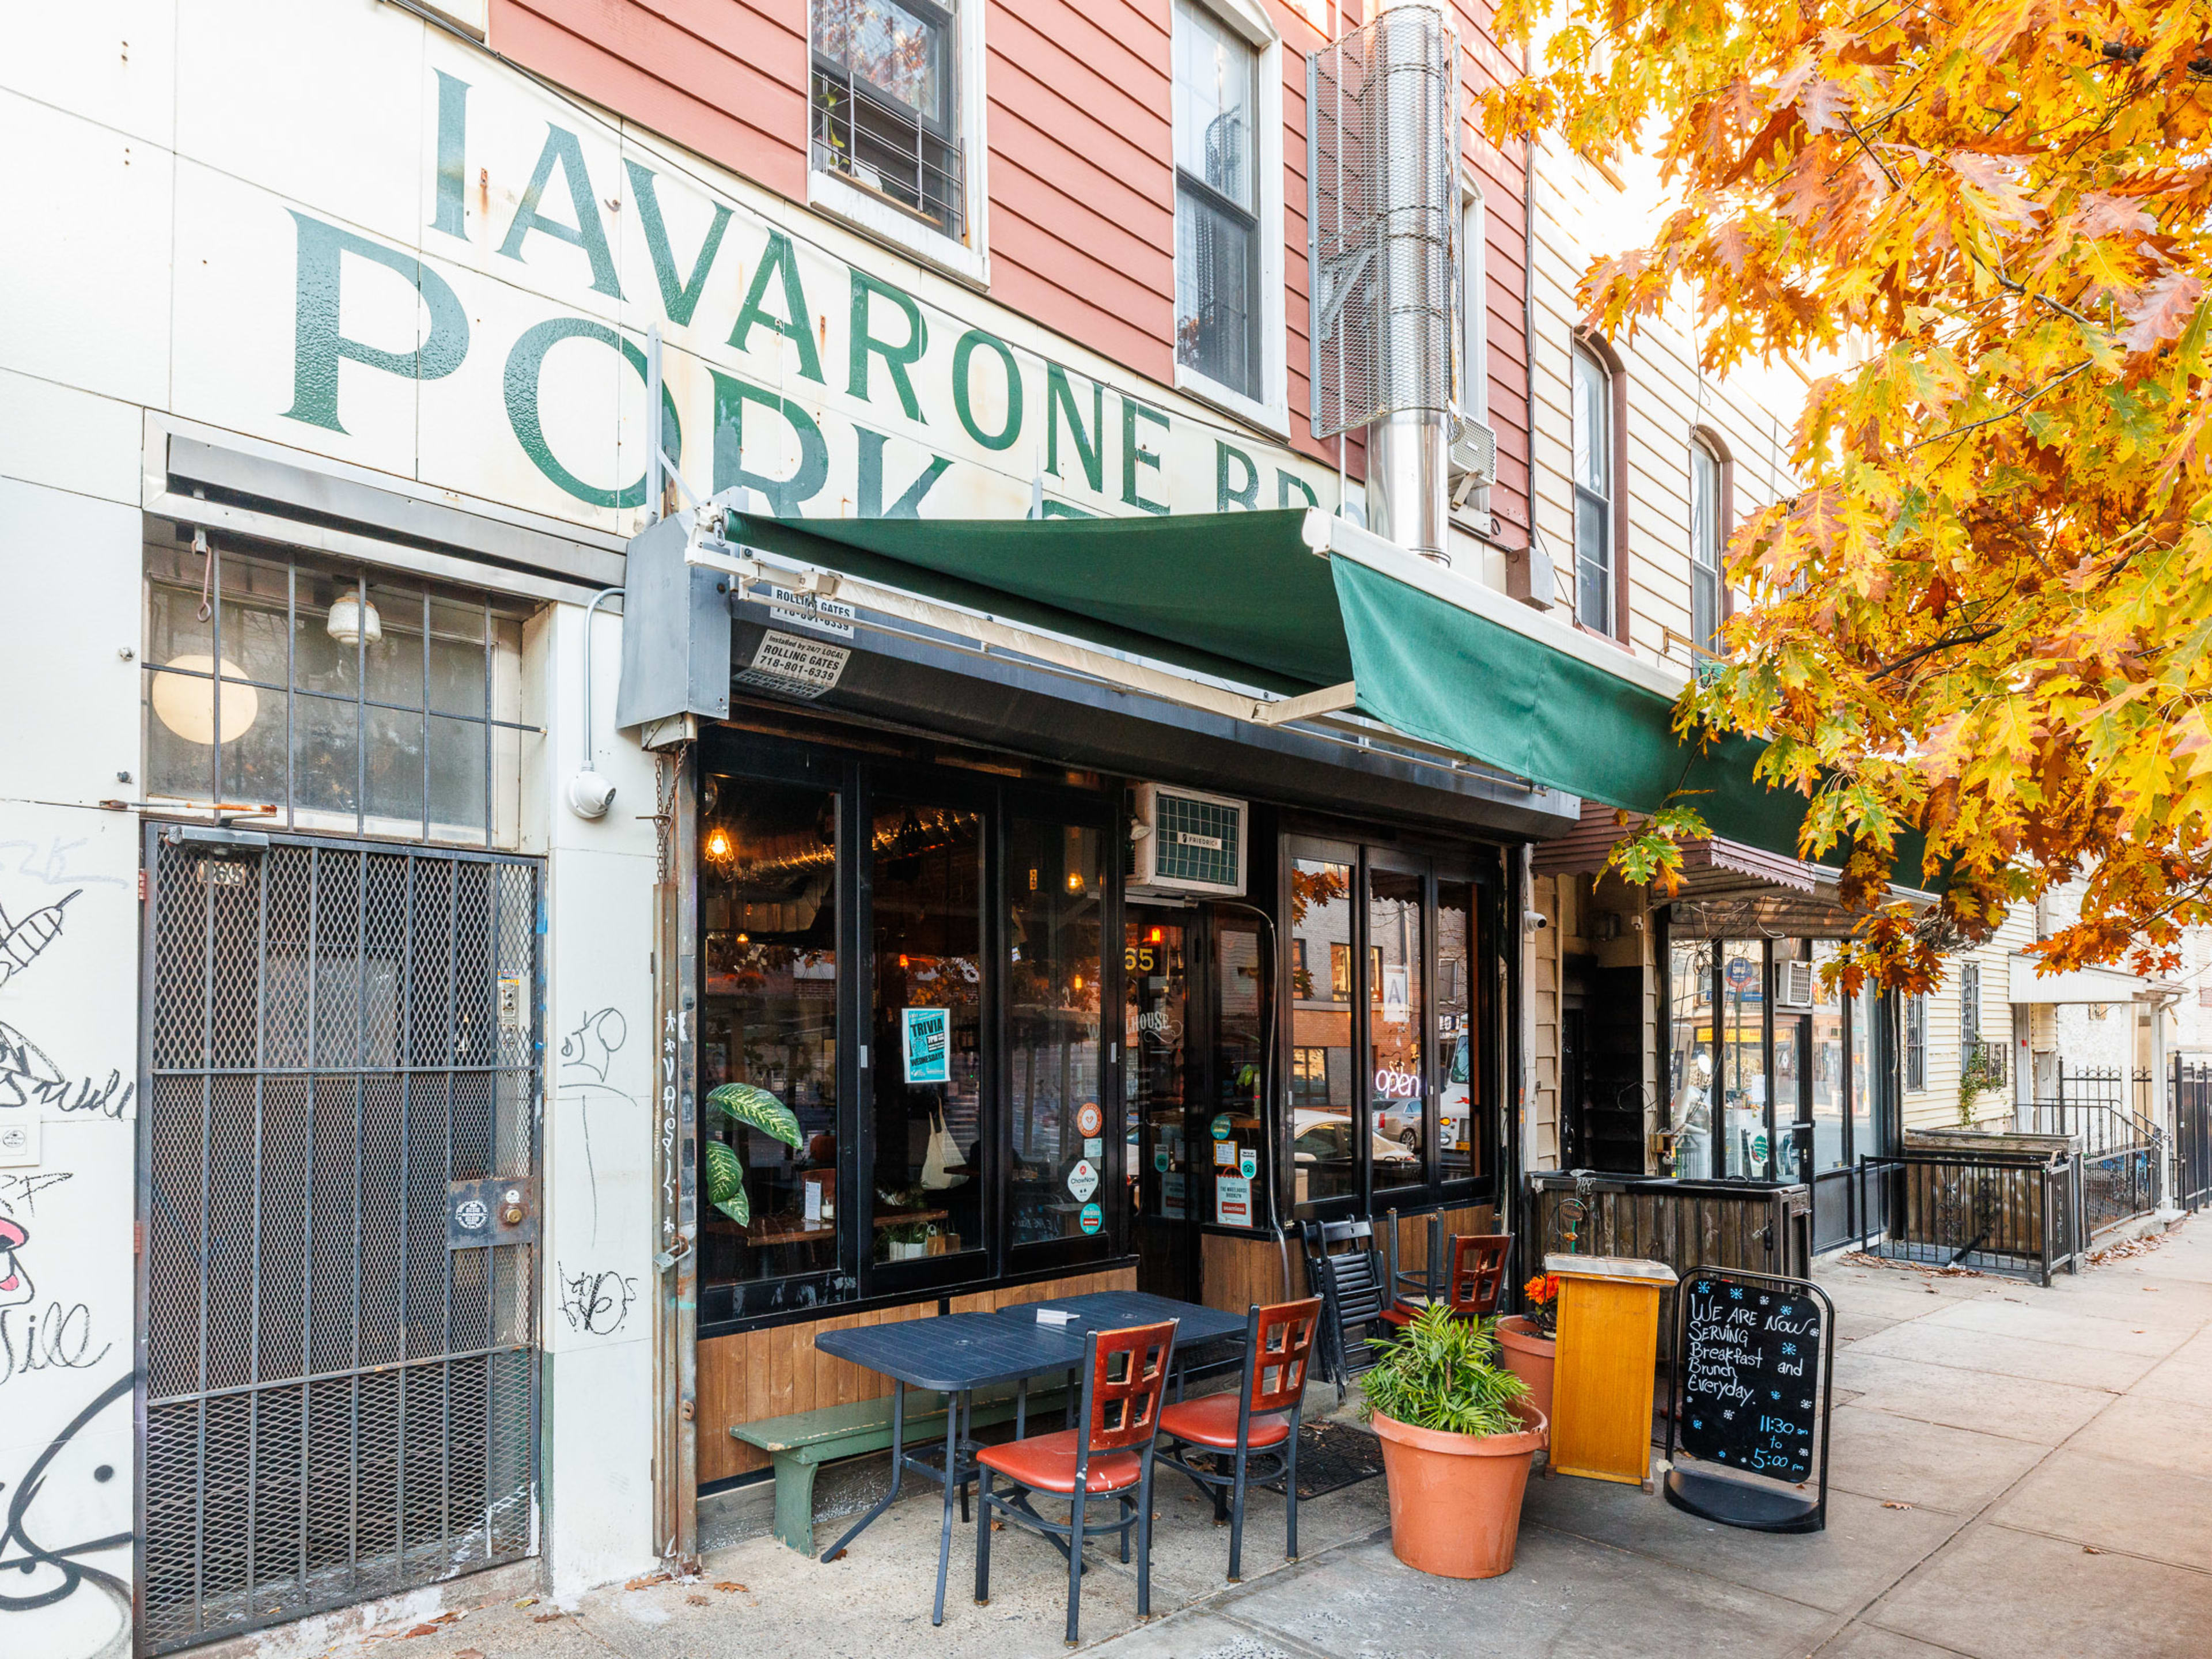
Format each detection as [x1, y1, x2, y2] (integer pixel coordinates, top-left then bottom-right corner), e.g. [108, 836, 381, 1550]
[3, 2, 1559, 1653]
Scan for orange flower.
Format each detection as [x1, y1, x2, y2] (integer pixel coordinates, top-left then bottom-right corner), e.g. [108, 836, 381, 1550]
[1522, 1273, 1560, 1305]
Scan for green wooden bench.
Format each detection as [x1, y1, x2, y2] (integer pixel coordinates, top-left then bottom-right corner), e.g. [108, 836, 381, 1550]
[731, 1383, 1069, 1553]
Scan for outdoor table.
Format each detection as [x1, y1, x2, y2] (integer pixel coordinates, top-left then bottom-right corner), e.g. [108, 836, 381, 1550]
[813, 1290, 1244, 1624]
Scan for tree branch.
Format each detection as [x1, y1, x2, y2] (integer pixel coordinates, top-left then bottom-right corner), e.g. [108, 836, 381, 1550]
[1871, 626, 2004, 680]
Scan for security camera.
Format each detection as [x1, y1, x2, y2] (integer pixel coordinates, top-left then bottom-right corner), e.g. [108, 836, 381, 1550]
[1522, 908, 1550, 933]
[566, 771, 617, 820]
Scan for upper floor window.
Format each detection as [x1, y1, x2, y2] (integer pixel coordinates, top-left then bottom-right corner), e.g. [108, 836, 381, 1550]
[1572, 344, 1613, 633]
[1959, 962, 1982, 1063]
[1173, 1, 1261, 400]
[1459, 185, 1487, 425]
[811, 0, 984, 278]
[1690, 435, 1723, 654]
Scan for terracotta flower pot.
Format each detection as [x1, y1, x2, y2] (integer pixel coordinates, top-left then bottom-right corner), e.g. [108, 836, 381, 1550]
[1495, 1315, 1557, 1430]
[1369, 1408, 1548, 1580]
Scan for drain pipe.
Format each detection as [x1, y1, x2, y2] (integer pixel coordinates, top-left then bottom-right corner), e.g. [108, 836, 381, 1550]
[1362, 0, 1457, 565]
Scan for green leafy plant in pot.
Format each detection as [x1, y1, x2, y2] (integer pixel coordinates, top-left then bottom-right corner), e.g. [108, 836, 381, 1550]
[1359, 1304, 1547, 1580]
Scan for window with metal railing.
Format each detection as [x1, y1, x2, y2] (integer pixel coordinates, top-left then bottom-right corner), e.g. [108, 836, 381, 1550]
[811, 0, 965, 241]
[142, 533, 533, 847]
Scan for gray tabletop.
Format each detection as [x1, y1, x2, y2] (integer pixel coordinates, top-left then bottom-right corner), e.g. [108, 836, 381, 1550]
[813, 1291, 1245, 1394]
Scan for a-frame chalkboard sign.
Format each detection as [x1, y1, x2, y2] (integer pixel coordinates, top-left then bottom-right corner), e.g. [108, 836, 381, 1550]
[1662, 1266, 1836, 1533]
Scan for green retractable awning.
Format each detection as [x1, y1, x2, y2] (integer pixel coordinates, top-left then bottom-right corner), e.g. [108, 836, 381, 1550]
[713, 506, 1829, 866]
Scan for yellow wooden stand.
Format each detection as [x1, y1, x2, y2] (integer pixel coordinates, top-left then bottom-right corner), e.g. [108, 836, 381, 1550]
[1544, 1253, 1679, 1487]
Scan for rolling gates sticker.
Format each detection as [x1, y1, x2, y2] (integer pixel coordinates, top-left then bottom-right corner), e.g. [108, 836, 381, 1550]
[737, 629, 851, 700]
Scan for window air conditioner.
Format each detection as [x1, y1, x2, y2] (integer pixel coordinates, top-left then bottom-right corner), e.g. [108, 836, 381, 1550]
[1128, 783, 1248, 897]
[1778, 959, 1816, 1010]
[1449, 411, 1498, 507]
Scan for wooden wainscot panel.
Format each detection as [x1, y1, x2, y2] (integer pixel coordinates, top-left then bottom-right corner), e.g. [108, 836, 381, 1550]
[700, 1266, 1137, 1484]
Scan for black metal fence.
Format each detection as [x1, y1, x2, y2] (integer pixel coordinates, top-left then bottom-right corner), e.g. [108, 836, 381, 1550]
[2028, 1062, 2158, 1156]
[2082, 1143, 2159, 1234]
[1851, 1148, 2081, 1285]
[2176, 1056, 2212, 1213]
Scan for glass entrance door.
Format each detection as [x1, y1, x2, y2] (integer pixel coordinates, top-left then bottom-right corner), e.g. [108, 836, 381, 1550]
[1126, 908, 1195, 1299]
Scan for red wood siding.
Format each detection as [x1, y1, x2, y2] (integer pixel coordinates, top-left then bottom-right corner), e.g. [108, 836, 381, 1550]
[487, 0, 1528, 524]
[491, 0, 811, 203]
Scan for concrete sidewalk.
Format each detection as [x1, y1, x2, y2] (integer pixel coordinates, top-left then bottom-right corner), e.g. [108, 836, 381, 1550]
[261, 1217, 2212, 1659]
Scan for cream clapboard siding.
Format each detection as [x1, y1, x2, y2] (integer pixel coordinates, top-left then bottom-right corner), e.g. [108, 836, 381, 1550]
[1530, 873, 1563, 1169]
[1525, 136, 1800, 669]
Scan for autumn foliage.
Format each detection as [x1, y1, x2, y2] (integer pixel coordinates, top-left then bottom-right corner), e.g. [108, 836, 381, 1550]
[1484, 1, 2212, 989]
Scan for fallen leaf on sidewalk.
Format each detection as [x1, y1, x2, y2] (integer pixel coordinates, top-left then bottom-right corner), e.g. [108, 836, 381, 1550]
[1882, 1501, 1913, 1510]
[2084, 1546, 2104, 1555]
[454, 1648, 484, 1657]
[624, 1574, 672, 1590]
[686, 1594, 709, 1607]
[399, 1627, 442, 1639]
[514, 1598, 537, 1608]
[713, 1583, 747, 1593]
[531, 1613, 565, 1624]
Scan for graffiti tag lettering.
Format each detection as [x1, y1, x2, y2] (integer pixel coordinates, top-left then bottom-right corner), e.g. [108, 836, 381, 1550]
[556, 1262, 639, 1335]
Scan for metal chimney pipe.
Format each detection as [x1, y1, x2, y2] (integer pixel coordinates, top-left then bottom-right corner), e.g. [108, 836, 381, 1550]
[1363, 0, 1455, 565]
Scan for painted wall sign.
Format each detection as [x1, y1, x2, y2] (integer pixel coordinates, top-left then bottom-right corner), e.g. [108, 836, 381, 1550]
[168, 19, 1342, 549]
[901, 1007, 949, 1084]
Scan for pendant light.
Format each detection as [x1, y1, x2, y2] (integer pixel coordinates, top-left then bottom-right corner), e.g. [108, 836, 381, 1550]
[326, 592, 383, 646]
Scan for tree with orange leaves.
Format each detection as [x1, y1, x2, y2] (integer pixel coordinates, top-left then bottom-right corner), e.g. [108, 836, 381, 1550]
[1484, 2, 2212, 991]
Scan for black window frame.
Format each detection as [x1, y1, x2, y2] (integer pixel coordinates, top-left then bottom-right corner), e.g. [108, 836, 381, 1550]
[695, 729, 1124, 1331]
[1281, 834, 1502, 1224]
[1906, 991, 1928, 1092]
[1959, 961, 1981, 1064]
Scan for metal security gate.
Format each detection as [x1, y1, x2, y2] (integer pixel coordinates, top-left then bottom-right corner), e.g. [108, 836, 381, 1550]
[139, 826, 543, 1654]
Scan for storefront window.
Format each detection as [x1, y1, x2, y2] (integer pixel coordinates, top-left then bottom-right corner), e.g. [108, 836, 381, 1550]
[1289, 855, 1355, 1207]
[1850, 980, 1878, 1161]
[869, 800, 985, 1265]
[699, 779, 842, 1288]
[1811, 941, 1847, 1172]
[1718, 940, 1769, 1178]
[1437, 881, 1478, 1180]
[1666, 940, 1714, 1177]
[1368, 868, 1426, 1191]
[1007, 820, 1104, 1248]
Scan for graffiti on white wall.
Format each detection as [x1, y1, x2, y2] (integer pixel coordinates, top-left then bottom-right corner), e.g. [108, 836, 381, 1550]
[0, 816, 138, 1659]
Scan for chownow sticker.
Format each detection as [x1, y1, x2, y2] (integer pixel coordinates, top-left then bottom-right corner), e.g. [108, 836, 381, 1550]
[736, 630, 851, 700]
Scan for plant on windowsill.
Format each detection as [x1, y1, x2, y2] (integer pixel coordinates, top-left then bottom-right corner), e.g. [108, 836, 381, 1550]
[1957, 1046, 2005, 1128]
[1495, 1275, 1560, 1431]
[882, 1218, 935, 1262]
[1359, 1305, 1546, 1580]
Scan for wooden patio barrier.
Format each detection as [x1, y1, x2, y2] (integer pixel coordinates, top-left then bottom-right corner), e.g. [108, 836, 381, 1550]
[1525, 1174, 1811, 1363]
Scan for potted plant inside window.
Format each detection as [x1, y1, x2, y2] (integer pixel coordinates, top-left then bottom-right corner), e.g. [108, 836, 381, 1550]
[1361, 1304, 1547, 1580]
[1496, 1274, 1559, 1429]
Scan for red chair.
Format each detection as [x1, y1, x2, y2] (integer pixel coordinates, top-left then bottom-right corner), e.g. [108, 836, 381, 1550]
[1156, 1297, 1321, 1581]
[1378, 1232, 1512, 1328]
[974, 1320, 1177, 1646]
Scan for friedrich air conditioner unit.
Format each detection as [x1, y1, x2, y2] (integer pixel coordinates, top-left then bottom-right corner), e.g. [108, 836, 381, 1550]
[1128, 783, 1248, 897]
[1448, 411, 1498, 507]
[1778, 959, 1816, 1010]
